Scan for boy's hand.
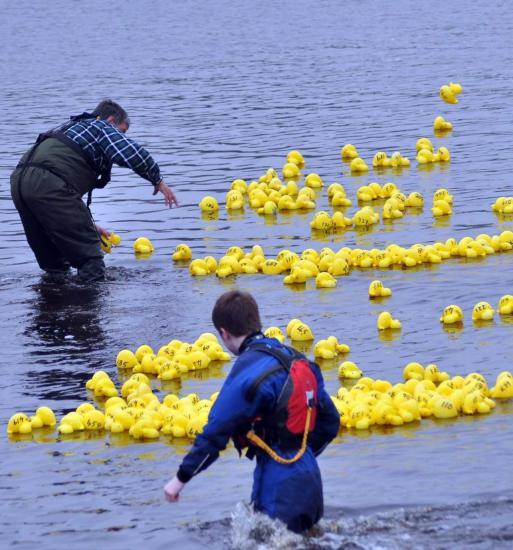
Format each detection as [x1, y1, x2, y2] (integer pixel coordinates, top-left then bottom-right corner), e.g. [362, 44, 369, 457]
[95, 224, 111, 238]
[164, 476, 185, 502]
[153, 180, 178, 208]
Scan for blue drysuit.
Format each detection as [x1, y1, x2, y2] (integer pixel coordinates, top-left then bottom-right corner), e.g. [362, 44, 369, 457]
[176, 332, 340, 532]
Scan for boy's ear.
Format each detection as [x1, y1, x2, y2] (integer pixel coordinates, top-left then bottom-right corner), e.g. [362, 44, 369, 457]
[219, 327, 228, 340]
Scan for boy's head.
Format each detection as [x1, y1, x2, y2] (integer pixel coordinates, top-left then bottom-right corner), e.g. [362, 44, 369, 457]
[212, 290, 262, 353]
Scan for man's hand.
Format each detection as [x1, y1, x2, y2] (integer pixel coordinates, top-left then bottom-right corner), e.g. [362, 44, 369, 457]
[164, 476, 185, 502]
[153, 180, 179, 208]
[95, 224, 111, 238]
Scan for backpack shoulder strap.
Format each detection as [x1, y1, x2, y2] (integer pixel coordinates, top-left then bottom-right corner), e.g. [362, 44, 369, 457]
[244, 343, 302, 402]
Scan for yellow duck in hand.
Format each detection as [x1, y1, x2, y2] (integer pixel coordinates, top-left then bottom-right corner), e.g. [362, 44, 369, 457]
[133, 237, 154, 255]
[440, 304, 463, 325]
[172, 243, 192, 261]
[472, 302, 495, 321]
[368, 280, 392, 298]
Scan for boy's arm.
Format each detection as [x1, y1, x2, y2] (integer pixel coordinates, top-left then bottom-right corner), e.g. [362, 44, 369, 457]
[164, 366, 274, 500]
[308, 364, 340, 456]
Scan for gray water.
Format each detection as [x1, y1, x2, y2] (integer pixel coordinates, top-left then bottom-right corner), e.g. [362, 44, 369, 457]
[1, 0, 513, 548]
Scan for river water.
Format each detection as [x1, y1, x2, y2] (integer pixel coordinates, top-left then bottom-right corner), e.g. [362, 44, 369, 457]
[1, 0, 513, 548]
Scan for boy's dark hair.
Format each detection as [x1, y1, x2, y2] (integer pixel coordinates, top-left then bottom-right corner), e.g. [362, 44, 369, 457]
[212, 290, 262, 336]
[91, 100, 130, 127]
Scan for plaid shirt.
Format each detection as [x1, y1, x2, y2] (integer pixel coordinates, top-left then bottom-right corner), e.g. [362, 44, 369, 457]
[62, 118, 162, 185]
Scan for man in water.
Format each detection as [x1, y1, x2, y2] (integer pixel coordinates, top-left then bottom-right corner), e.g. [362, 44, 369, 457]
[164, 290, 340, 533]
[10, 100, 178, 282]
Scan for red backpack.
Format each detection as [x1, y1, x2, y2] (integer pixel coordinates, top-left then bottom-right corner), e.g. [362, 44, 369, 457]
[245, 343, 318, 441]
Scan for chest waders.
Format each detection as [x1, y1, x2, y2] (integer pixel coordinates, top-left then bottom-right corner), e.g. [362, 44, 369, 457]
[10, 114, 111, 280]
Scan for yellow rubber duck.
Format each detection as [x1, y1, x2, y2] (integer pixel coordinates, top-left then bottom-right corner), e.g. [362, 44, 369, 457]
[357, 185, 378, 202]
[230, 179, 247, 194]
[490, 372, 513, 399]
[341, 144, 358, 160]
[403, 362, 425, 381]
[332, 211, 353, 228]
[437, 146, 451, 162]
[257, 201, 278, 215]
[377, 311, 401, 330]
[383, 198, 403, 219]
[433, 115, 453, 132]
[116, 349, 138, 370]
[417, 148, 436, 164]
[287, 150, 305, 168]
[405, 192, 424, 207]
[429, 394, 458, 418]
[263, 326, 286, 343]
[372, 151, 391, 168]
[439, 84, 458, 104]
[172, 243, 192, 261]
[7, 413, 33, 434]
[350, 157, 369, 173]
[390, 151, 410, 167]
[189, 259, 210, 276]
[314, 339, 337, 360]
[416, 137, 434, 152]
[498, 295, 513, 315]
[305, 173, 323, 188]
[225, 190, 244, 210]
[315, 272, 337, 288]
[338, 361, 362, 379]
[261, 259, 284, 275]
[432, 199, 452, 217]
[331, 191, 352, 207]
[295, 194, 316, 210]
[440, 304, 464, 325]
[199, 196, 220, 212]
[379, 182, 398, 198]
[282, 162, 300, 179]
[368, 280, 392, 298]
[310, 211, 334, 230]
[289, 321, 314, 341]
[472, 302, 495, 321]
[283, 266, 309, 284]
[491, 197, 513, 214]
[133, 237, 154, 255]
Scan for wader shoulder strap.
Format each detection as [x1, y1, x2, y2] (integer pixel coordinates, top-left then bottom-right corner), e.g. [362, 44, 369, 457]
[244, 343, 302, 402]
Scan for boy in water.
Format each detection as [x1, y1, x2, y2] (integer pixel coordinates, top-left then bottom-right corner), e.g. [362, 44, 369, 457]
[164, 290, 339, 532]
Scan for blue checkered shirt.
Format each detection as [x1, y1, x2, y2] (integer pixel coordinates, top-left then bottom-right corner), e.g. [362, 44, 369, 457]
[62, 118, 162, 185]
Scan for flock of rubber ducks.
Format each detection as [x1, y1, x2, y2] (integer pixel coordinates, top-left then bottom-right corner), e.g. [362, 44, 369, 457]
[8, 342, 513, 437]
[333, 367, 513, 430]
[10, 81, 513, 443]
[171, 228, 513, 284]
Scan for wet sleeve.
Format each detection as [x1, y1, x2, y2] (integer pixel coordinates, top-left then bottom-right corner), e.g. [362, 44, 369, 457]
[176, 375, 273, 483]
[98, 125, 162, 185]
[308, 364, 340, 456]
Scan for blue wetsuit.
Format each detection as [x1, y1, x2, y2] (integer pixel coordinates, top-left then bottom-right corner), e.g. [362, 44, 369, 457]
[176, 333, 340, 532]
